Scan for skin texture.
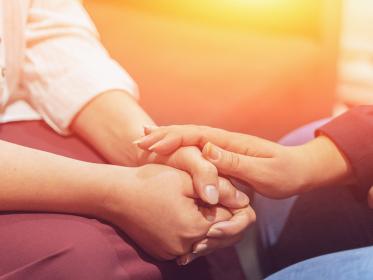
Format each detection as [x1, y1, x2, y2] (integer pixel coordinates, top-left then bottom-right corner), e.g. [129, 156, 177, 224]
[0, 138, 250, 261]
[0, 90, 255, 266]
[135, 124, 355, 199]
[70, 91, 247, 206]
[70, 90, 256, 263]
[101, 164, 236, 260]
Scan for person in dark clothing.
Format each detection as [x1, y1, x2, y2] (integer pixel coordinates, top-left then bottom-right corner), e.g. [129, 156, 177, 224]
[137, 106, 373, 278]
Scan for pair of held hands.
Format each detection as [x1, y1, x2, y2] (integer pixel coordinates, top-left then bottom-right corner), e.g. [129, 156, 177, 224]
[126, 124, 352, 265]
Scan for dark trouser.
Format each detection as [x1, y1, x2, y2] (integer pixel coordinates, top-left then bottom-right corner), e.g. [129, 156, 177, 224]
[254, 119, 373, 277]
[0, 121, 245, 280]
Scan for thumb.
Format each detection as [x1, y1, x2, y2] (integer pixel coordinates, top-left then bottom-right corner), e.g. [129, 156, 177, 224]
[203, 142, 252, 182]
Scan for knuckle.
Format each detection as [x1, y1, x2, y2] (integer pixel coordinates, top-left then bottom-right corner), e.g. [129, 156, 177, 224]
[247, 208, 257, 224]
[218, 177, 235, 196]
[228, 152, 241, 172]
[218, 177, 230, 186]
[195, 160, 217, 176]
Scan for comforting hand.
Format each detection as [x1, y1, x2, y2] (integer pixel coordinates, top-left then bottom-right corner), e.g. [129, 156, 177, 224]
[135, 125, 353, 198]
[136, 129, 250, 208]
[100, 164, 255, 263]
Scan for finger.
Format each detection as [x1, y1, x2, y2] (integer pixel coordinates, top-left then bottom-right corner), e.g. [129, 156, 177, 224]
[217, 177, 250, 209]
[203, 142, 257, 183]
[145, 125, 277, 157]
[133, 130, 166, 150]
[207, 206, 256, 238]
[145, 134, 184, 155]
[199, 204, 232, 224]
[178, 147, 220, 205]
[194, 234, 244, 256]
[141, 125, 234, 154]
[144, 125, 208, 154]
[177, 234, 244, 265]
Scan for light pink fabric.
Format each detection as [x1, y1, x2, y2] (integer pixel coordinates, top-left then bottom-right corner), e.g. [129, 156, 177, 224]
[2, 0, 137, 135]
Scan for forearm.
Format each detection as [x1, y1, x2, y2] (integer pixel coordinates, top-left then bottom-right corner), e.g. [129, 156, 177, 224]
[0, 139, 113, 216]
[294, 135, 353, 192]
[71, 90, 156, 166]
[317, 106, 373, 200]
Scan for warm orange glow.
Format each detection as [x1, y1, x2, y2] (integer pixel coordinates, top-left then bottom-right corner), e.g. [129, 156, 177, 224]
[86, 0, 338, 139]
[125, 0, 322, 38]
[208, 0, 292, 9]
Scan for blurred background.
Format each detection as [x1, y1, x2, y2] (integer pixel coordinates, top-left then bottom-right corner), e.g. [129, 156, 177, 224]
[83, 1, 373, 278]
[84, 0, 342, 141]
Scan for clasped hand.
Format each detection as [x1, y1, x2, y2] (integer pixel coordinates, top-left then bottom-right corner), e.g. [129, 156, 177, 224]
[132, 124, 355, 263]
[132, 126, 257, 264]
[132, 123, 351, 264]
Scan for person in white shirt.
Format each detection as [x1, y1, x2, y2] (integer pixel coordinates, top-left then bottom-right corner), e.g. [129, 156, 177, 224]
[0, 1, 254, 278]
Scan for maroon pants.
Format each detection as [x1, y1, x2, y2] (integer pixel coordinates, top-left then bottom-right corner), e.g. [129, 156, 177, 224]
[0, 121, 245, 280]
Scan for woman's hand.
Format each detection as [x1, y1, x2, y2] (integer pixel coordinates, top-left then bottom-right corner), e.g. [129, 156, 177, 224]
[99, 164, 255, 262]
[72, 91, 249, 208]
[135, 125, 353, 198]
[144, 145, 250, 208]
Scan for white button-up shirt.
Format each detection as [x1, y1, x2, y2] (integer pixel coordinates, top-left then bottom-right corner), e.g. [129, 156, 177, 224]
[0, 0, 137, 135]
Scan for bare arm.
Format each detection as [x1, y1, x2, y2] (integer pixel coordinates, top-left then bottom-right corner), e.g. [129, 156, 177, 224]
[0, 139, 110, 215]
[0, 138, 248, 260]
[71, 90, 248, 207]
[135, 124, 353, 198]
[71, 90, 154, 166]
[70, 90, 254, 261]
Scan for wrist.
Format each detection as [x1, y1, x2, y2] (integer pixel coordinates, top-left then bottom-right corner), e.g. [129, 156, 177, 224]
[90, 164, 136, 222]
[297, 136, 353, 191]
[77, 163, 127, 219]
[71, 90, 156, 167]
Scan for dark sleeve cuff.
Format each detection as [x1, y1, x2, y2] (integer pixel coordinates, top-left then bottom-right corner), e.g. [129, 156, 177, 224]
[316, 106, 373, 201]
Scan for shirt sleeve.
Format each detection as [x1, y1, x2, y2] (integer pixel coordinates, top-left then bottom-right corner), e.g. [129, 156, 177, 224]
[21, 0, 138, 135]
[317, 105, 373, 200]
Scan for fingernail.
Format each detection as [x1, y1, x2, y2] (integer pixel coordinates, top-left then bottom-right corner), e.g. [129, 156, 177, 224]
[204, 185, 219, 204]
[148, 142, 159, 151]
[236, 190, 249, 205]
[193, 243, 208, 254]
[205, 143, 221, 161]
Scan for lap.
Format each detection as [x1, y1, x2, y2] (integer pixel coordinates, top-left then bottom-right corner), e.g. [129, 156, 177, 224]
[0, 213, 136, 280]
[266, 246, 373, 280]
[0, 121, 244, 280]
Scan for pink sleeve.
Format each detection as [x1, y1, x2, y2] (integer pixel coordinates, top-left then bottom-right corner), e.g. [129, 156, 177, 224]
[21, 0, 138, 135]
